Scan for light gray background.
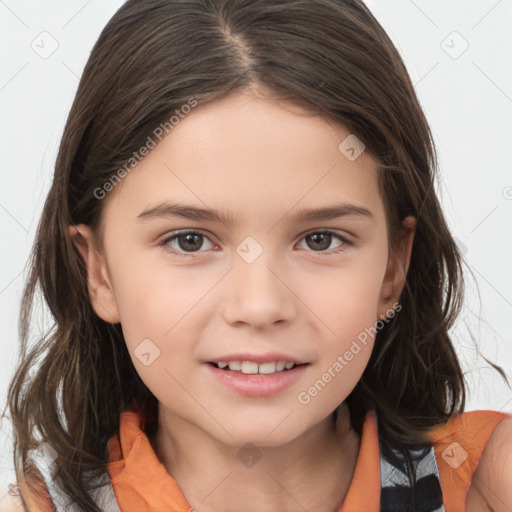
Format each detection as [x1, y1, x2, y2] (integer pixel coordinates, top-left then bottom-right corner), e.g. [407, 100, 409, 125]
[1, 0, 511, 505]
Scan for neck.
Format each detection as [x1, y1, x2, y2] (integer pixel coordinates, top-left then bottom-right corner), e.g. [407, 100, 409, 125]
[149, 403, 360, 512]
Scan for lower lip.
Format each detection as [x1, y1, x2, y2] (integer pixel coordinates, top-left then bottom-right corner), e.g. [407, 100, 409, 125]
[203, 363, 309, 397]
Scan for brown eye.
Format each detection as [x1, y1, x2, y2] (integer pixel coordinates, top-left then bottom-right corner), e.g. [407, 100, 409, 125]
[306, 232, 332, 251]
[298, 230, 351, 254]
[176, 233, 203, 252]
[160, 230, 214, 256]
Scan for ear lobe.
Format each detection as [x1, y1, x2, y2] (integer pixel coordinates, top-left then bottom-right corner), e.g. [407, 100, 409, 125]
[69, 224, 121, 324]
[377, 216, 416, 319]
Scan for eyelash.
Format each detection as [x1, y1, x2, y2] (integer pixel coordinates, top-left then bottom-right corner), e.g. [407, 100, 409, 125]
[158, 229, 352, 257]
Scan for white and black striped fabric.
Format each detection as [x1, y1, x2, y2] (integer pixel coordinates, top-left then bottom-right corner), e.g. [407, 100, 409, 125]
[379, 438, 445, 512]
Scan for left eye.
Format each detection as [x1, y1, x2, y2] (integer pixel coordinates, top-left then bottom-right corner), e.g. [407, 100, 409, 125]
[298, 230, 350, 254]
[159, 229, 351, 257]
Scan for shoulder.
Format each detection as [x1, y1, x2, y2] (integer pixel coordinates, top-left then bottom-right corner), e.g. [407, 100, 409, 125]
[426, 409, 512, 511]
[470, 416, 512, 512]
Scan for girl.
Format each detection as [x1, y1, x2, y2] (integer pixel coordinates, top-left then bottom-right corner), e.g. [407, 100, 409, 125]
[3, 0, 511, 511]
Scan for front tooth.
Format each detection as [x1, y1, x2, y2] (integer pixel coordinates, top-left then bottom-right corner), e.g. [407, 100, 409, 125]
[258, 362, 277, 374]
[276, 361, 286, 371]
[241, 361, 259, 374]
[284, 362, 294, 370]
[228, 361, 241, 371]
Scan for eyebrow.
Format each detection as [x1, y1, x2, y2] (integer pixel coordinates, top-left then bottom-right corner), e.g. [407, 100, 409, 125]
[136, 201, 374, 225]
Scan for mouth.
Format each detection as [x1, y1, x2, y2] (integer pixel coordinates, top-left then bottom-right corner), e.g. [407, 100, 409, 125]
[204, 361, 310, 397]
[207, 361, 309, 374]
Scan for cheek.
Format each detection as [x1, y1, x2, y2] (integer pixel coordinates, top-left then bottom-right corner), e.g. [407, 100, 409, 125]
[110, 259, 217, 381]
[300, 317, 376, 412]
[302, 253, 387, 329]
[296, 254, 385, 401]
[111, 251, 210, 336]
[332, 269, 384, 352]
[297, 331, 374, 414]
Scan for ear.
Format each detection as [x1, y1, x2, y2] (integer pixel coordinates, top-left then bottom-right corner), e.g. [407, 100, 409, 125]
[377, 216, 416, 320]
[69, 224, 121, 324]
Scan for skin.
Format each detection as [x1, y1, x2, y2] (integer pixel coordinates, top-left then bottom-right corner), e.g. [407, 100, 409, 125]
[69, 85, 417, 512]
[467, 418, 512, 512]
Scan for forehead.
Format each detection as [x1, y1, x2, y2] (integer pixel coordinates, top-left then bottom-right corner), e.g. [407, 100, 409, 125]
[102, 90, 384, 228]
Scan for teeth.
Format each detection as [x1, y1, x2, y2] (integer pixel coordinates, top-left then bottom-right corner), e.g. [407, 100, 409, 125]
[215, 360, 297, 374]
[241, 361, 259, 374]
[259, 362, 278, 374]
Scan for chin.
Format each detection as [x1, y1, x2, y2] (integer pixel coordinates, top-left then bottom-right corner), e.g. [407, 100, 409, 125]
[211, 421, 307, 449]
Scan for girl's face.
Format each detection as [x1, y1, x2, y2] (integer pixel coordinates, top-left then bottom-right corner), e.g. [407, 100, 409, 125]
[73, 88, 414, 447]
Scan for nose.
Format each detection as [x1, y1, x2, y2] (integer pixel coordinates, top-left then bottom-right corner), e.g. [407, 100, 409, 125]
[221, 248, 296, 329]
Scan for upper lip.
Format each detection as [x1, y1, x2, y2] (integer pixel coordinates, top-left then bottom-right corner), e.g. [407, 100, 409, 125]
[206, 352, 309, 365]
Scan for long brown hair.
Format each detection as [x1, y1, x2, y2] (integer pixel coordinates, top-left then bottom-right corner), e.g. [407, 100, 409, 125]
[3, 0, 508, 509]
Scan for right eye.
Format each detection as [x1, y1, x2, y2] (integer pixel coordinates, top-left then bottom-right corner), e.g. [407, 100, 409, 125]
[159, 230, 215, 257]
